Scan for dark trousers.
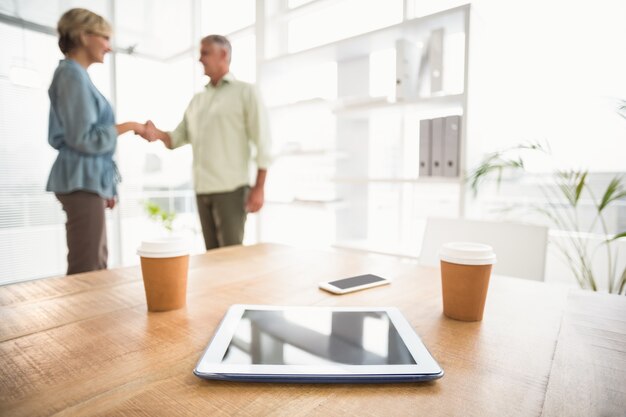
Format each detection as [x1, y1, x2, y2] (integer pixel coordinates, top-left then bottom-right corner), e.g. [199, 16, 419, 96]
[56, 191, 107, 275]
[196, 186, 248, 250]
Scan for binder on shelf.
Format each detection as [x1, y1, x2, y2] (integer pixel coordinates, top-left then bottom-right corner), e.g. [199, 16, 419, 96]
[416, 28, 445, 96]
[430, 117, 445, 176]
[443, 115, 461, 177]
[429, 28, 444, 94]
[419, 119, 432, 177]
[395, 39, 420, 101]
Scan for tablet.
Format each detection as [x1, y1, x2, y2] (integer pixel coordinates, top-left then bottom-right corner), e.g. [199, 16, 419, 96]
[193, 305, 444, 383]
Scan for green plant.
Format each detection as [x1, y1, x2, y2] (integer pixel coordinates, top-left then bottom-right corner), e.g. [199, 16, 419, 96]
[144, 201, 176, 232]
[619, 100, 626, 120]
[468, 102, 626, 295]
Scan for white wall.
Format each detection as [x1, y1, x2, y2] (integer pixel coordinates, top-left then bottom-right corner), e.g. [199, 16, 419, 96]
[467, 0, 626, 172]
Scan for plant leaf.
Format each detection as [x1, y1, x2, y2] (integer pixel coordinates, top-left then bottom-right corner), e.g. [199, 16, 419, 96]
[468, 152, 525, 197]
[145, 201, 160, 217]
[556, 171, 576, 206]
[608, 231, 626, 242]
[556, 170, 590, 207]
[598, 176, 626, 212]
[144, 200, 176, 231]
[574, 171, 587, 204]
[618, 99, 626, 120]
[618, 266, 626, 295]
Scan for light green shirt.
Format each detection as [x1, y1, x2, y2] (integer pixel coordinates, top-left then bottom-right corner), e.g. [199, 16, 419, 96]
[169, 73, 271, 194]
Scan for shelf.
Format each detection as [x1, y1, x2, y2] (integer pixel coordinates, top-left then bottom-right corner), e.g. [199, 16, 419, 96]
[275, 149, 348, 159]
[267, 177, 462, 185]
[331, 96, 389, 109]
[262, 4, 469, 74]
[268, 94, 464, 118]
[276, 149, 332, 157]
[258, 2, 472, 247]
[331, 177, 462, 184]
[332, 94, 464, 118]
[266, 198, 344, 208]
[267, 97, 329, 111]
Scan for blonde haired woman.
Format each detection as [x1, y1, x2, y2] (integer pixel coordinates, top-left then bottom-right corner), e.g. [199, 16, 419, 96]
[47, 8, 145, 274]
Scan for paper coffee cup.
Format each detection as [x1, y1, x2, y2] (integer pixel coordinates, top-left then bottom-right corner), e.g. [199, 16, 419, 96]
[439, 242, 497, 321]
[137, 237, 190, 312]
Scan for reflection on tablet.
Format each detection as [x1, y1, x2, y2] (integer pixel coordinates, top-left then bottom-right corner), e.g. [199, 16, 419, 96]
[222, 310, 416, 366]
[194, 305, 444, 383]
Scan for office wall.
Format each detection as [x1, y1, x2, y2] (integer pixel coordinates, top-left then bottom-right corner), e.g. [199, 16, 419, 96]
[466, 0, 626, 172]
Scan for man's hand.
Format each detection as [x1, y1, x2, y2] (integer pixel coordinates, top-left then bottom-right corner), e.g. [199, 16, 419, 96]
[139, 120, 173, 148]
[105, 197, 116, 209]
[141, 120, 158, 142]
[245, 185, 264, 213]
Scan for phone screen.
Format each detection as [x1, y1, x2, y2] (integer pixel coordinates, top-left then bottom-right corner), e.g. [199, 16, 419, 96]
[328, 274, 386, 289]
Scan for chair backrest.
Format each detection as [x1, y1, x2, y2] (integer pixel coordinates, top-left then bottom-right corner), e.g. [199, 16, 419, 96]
[419, 217, 548, 281]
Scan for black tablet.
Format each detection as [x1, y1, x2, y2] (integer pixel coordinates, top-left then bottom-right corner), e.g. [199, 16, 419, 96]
[194, 305, 444, 383]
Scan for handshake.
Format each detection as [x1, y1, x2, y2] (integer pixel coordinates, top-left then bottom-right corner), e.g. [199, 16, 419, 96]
[134, 120, 161, 142]
[120, 120, 172, 148]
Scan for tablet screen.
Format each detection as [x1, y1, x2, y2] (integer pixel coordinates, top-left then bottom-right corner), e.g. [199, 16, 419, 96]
[221, 309, 416, 366]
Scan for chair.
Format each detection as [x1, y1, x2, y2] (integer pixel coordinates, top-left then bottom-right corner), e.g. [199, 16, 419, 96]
[419, 217, 549, 281]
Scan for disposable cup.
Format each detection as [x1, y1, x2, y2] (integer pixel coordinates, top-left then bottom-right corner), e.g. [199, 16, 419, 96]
[137, 237, 189, 312]
[439, 242, 497, 321]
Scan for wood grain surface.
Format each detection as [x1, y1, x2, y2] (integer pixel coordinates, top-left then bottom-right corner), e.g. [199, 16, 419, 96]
[1, 243, 623, 416]
[541, 290, 626, 417]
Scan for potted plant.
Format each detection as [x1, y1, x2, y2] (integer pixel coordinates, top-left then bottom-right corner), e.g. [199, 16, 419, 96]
[468, 101, 626, 295]
[144, 200, 177, 233]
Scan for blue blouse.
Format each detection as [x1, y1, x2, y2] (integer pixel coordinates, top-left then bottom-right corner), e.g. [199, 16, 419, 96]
[46, 59, 120, 198]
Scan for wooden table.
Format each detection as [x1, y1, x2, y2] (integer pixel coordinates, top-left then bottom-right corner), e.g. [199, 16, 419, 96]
[1, 243, 625, 417]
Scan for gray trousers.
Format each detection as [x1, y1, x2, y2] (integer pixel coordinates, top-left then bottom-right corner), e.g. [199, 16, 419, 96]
[196, 186, 249, 250]
[56, 191, 108, 275]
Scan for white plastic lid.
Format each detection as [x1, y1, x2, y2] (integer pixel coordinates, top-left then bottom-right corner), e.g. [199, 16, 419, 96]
[439, 241, 497, 266]
[137, 237, 189, 258]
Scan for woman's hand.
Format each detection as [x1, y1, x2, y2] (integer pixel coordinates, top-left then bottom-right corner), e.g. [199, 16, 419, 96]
[133, 122, 146, 137]
[116, 121, 138, 135]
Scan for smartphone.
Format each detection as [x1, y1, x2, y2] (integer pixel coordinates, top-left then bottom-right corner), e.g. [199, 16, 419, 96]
[318, 274, 390, 295]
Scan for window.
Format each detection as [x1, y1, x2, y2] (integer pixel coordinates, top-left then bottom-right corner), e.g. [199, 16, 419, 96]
[0, 24, 72, 283]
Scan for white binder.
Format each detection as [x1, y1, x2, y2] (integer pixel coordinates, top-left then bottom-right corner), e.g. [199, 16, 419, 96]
[429, 28, 444, 94]
[419, 119, 431, 177]
[443, 115, 461, 177]
[396, 39, 420, 101]
[430, 117, 445, 176]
